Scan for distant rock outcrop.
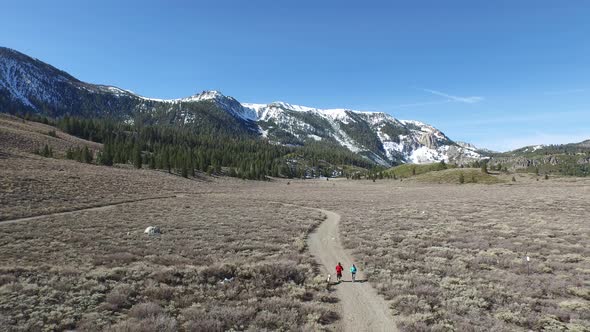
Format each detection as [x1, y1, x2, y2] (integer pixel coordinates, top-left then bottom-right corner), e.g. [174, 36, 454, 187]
[419, 132, 439, 149]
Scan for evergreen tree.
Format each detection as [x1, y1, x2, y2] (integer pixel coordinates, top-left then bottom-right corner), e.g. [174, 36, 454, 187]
[481, 162, 488, 174]
[164, 148, 171, 173]
[82, 146, 93, 163]
[229, 167, 237, 177]
[99, 142, 114, 166]
[149, 154, 156, 169]
[41, 144, 52, 158]
[133, 144, 142, 169]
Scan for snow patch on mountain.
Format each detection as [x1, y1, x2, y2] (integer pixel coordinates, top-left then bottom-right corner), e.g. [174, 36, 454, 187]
[410, 146, 448, 163]
[456, 141, 477, 150]
[0, 57, 66, 109]
[238, 98, 483, 164]
[308, 134, 322, 141]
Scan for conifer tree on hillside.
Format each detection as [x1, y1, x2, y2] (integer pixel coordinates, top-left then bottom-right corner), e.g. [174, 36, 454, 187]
[82, 146, 93, 163]
[42, 144, 53, 158]
[148, 154, 156, 169]
[38, 115, 387, 180]
[164, 148, 171, 173]
[100, 142, 114, 166]
[181, 162, 188, 178]
[133, 144, 142, 169]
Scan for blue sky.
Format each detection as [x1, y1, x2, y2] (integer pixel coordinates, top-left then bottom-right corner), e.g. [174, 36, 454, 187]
[2, 0, 589, 151]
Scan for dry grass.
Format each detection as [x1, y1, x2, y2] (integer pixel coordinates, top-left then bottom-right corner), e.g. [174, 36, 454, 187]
[1, 119, 338, 330]
[218, 178, 590, 331]
[413, 168, 505, 184]
[0, 114, 101, 156]
[0, 151, 220, 221]
[1, 119, 589, 331]
[0, 190, 336, 330]
[339, 184, 589, 331]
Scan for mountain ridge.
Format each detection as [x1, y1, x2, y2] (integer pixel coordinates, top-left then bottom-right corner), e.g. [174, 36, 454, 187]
[0, 46, 486, 166]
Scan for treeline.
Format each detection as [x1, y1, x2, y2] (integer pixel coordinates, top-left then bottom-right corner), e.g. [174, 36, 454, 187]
[34, 144, 54, 158]
[297, 140, 375, 169]
[66, 146, 94, 164]
[49, 116, 380, 179]
[54, 117, 289, 179]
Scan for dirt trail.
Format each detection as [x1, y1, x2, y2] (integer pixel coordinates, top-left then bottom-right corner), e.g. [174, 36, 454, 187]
[3, 196, 397, 330]
[0, 194, 184, 225]
[308, 208, 397, 332]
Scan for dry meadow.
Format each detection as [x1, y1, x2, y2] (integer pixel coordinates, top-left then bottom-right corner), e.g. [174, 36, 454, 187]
[1, 133, 589, 331]
[241, 178, 590, 331]
[0, 178, 338, 330]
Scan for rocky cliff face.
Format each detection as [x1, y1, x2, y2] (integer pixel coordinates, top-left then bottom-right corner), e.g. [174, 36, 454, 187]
[419, 132, 440, 149]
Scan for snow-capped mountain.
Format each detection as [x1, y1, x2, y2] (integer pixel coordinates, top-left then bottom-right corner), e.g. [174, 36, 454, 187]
[237, 101, 484, 165]
[0, 47, 143, 117]
[0, 46, 485, 165]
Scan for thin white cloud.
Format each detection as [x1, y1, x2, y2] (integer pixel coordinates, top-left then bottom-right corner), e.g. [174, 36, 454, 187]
[391, 99, 453, 108]
[389, 87, 484, 109]
[421, 88, 484, 104]
[544, 88, 586, 95]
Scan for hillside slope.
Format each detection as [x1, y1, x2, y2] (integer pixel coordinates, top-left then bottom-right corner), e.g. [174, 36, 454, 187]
[489, 141, 590, 177]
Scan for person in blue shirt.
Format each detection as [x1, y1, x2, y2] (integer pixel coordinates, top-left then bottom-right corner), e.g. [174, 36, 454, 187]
[350, 264, 357, 282]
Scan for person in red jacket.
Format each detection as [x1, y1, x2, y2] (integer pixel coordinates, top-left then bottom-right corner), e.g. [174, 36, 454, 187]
[335, 262, 344, 282]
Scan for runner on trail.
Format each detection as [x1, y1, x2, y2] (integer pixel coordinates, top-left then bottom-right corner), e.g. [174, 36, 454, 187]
[335, 262, 344, 282]
[350, 264, 357, 282]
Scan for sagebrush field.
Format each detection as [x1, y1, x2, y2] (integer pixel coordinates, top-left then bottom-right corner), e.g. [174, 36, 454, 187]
[239, 179, 590, 331]
[0, 158, 340, 331]
[1, 134, 589, 331]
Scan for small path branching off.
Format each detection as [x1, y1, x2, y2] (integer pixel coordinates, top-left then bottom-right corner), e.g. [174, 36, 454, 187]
[0, 194, 184, 225]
